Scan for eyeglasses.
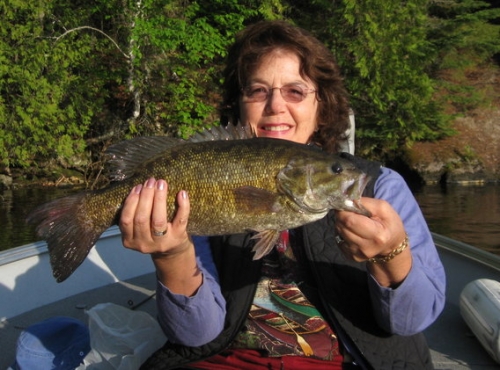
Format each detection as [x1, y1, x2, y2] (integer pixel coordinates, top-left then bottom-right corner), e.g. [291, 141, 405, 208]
[241, 84, 317, 103]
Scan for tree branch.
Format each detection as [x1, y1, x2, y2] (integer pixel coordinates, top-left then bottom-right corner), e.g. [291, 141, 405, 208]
[54, 26, 130, 60]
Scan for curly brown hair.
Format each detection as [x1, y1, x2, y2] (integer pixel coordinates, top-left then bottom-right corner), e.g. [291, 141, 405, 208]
[220, 20, 350, 153]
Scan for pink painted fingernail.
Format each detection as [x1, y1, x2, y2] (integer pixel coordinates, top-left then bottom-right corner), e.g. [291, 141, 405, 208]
[133, 184, 143, 194]
[145, 178, 155, 188]
[157, 180, 165, 190]
[181, 190, 187, 199]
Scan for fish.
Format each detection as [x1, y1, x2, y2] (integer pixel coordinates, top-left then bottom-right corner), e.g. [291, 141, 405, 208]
[27, 124, 371, 282]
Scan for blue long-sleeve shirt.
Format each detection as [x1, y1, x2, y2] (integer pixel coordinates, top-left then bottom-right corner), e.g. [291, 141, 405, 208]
[156, 167, 446, 346]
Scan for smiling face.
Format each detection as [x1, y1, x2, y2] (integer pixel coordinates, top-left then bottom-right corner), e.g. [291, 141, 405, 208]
[239, 51, 319, 145]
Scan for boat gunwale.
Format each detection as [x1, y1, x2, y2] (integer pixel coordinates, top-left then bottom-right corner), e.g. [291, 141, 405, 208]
[432, 232, 500, 272]
[0, 226, 121, 267]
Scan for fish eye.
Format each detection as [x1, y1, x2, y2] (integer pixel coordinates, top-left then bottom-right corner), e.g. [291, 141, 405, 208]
[331, 163, 343, 174]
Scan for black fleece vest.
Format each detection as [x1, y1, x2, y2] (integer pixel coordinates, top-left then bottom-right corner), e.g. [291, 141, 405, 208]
[141, 153, 433, 370]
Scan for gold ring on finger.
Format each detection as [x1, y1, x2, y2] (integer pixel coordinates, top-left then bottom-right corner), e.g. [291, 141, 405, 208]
[152, 229, 167, 237]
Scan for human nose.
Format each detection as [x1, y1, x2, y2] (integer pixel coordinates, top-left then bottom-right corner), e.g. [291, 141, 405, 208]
[265, 88, 286, 113]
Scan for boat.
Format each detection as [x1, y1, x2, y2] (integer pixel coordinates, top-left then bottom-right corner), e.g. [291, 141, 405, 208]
[249, 304, 326, 335]
[1, 228, 500, 369]
[269, 280, 323, 318]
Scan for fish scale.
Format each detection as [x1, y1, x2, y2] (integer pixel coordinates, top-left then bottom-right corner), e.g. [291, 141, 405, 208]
[143, 140, 288, 233]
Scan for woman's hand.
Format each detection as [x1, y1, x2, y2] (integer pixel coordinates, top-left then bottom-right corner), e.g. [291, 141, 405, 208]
[119, 177, 191, 255]
[335, 197, 412, 287]
[119, 177, 202, 296]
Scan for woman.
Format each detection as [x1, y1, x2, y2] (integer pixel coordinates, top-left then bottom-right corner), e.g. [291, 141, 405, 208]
[120, 21, 445, 369]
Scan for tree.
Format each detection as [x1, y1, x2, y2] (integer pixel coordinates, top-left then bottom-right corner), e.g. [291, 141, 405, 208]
[0, 0, 285, 173]
[3, 0, 497, 175]
[0, 0, 111, 169]
[288, 0, 453, 157]
[427, 0, 500, 112]
[127, 0, 285, 138]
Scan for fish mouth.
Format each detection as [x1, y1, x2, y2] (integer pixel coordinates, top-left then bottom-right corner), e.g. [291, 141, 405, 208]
[340, 174, 372, 217]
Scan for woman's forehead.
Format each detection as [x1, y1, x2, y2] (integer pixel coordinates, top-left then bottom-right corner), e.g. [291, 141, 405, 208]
[246, 51, 314, 86]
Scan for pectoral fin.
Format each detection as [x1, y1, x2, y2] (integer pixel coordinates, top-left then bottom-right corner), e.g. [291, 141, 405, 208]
[233, 186, 282, 213]
[251, 229, 281, 260]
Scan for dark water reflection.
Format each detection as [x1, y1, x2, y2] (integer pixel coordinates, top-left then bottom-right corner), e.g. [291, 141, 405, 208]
[0, 186, 83, 251]
[413, 184, 500, 255]
[1, 184, 499, 254]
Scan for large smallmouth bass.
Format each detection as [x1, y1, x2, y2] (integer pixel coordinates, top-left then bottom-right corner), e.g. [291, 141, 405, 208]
[28, 124, 371, 282]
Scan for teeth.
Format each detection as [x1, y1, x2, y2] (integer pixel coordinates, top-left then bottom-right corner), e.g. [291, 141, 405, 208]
[263, 125, 289, 131]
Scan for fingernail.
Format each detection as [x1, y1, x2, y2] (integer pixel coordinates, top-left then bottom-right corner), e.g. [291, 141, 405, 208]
[181, 190, 188, 199]
[133, 184, 143, 194]
[145, 178, 155, 188]
[157, 180, 165, 191]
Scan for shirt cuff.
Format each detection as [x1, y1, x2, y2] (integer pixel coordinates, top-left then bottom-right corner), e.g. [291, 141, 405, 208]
[156, 271, 226, 346]
[368, 264, 442, 335]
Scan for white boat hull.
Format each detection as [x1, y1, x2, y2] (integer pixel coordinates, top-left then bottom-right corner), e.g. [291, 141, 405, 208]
[0, 226, 154, 321]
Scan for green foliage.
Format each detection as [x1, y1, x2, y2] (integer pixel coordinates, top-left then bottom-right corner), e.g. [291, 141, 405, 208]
[428, 0, 500, 113]
[292, 0, 452, 156]
[0, 0, 109, 169]
[129, 0, 284, 138]
[133, 0, 235, 136]
[0, 0, 286, 173]
[1, 0, 499, 174]
[428, 0, 500, 60]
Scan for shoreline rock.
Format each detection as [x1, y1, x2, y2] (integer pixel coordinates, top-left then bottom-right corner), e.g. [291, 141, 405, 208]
[0, 174, 12, 191]
[405, 107, 500, 185]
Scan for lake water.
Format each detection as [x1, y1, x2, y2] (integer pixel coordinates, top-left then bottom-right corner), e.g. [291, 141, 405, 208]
[413, 183, 500, 255]
[1, 183, 499, 254]
[0, 186, 84, 252]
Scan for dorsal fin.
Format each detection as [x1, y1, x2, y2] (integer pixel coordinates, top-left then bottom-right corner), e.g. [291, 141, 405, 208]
[188, 122, 254, 142]
[105, 123, 254, 182]
[105, 136, 184, 181]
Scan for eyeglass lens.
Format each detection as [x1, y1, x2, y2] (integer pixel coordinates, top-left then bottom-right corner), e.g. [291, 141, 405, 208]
[242, 85, 315, 103]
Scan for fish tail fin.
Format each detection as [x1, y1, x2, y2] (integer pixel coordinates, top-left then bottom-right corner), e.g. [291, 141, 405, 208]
[27, 191, 112, 282]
